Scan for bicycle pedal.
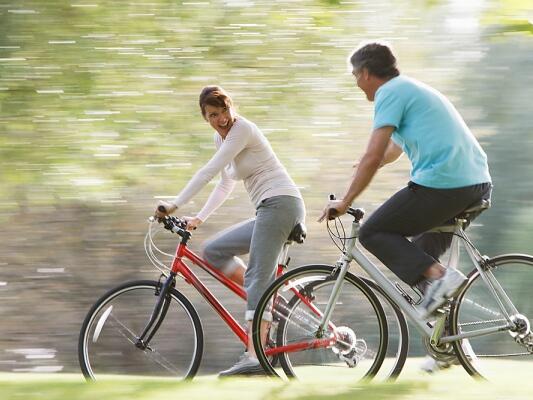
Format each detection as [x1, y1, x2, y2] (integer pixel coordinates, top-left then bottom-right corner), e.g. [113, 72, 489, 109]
[339, 353, 358, 368]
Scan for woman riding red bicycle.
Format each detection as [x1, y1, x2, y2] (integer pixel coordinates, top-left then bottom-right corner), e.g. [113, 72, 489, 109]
[155, 86, 305, 376]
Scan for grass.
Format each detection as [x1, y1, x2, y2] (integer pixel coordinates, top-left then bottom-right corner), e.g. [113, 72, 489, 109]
[0, 359, 531, 400]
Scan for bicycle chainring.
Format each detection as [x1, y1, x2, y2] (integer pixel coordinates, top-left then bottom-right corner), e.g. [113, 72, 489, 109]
[423, 335, 457, 363]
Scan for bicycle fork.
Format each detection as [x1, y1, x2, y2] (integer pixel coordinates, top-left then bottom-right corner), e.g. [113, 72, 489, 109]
[135, 273, 176, 350]
[316, 258, 350, 338]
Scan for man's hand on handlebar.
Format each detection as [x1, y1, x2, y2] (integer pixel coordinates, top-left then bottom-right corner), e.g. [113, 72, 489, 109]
[318, 198, 350, 223]
[155, 200, 177, 219]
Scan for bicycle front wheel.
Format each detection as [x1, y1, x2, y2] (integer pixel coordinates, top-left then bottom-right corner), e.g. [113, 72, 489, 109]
[450, 254, 533, 380]
[252, 265, 388, 382]
[79, 280, 203, 380]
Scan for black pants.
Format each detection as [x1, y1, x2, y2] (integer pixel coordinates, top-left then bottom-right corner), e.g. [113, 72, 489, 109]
[359, 182, 492, 286]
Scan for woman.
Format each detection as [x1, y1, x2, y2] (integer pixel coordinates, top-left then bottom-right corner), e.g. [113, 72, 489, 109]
[155, 86, 305, 377]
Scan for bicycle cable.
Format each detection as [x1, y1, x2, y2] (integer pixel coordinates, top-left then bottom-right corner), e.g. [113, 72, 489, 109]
[149, 222, 175, 258]
[453, 230, 485, 260]
[326, 216, 356, 254]
[442, 229, 486, 263]
[327, 218, 345, 253]
[145, 222, 174, 275]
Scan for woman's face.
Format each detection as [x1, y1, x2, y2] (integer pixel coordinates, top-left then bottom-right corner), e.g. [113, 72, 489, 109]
[204, 104, 235, 137]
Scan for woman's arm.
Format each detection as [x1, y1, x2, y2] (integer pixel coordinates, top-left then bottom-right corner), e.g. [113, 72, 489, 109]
[172, 126, 248, 208]
[195, 169, 236, 222]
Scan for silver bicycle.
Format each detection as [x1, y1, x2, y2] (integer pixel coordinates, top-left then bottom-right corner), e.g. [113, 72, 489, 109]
[252, 199, 533, 381]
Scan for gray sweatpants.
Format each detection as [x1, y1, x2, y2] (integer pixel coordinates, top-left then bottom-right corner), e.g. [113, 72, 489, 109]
[202, 195, 305, 321]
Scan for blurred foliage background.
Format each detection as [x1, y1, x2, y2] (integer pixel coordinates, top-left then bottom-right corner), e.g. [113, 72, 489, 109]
[0, 0, 532, 375]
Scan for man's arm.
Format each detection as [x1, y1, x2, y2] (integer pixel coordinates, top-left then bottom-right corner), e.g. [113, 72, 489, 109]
[318, 125, 395, 221]
[380, 139, 403, 167]
[352, 138, 402, 172]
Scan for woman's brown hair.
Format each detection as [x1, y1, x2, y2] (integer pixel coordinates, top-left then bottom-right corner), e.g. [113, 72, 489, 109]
[199, 86, 233, 118]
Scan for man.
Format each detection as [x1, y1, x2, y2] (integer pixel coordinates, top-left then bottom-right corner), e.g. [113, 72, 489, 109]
[319, 42, 492, 318]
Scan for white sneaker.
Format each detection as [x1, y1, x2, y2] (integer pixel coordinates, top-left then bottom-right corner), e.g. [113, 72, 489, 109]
[218, 352, 265, 377]
[420, 355, 454, 373]
[421, 269, 467, 317]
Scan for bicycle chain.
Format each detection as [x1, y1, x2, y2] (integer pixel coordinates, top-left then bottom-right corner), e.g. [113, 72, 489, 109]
[458, 318, 508, 327]
[475, 352, 531, 357]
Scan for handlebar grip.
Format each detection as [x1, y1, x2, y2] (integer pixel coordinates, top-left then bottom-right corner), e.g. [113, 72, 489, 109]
[347, 207, 365, 222]
[327, 208, 339, 220]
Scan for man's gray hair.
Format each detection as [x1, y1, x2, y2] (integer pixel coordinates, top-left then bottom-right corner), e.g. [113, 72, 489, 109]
[349, 41, 400, 79]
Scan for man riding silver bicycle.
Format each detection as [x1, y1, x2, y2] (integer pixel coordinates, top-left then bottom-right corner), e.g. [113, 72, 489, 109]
[319, 42, 492, 371]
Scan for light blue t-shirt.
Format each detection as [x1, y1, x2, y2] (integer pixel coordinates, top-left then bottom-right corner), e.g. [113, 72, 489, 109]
[373, 75, 491, 189]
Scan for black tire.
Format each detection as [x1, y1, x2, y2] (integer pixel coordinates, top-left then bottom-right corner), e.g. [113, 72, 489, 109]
[271, 265, 408, 380]
[360, 277, 409, 380]
[79, 280, 203, 380]
[252, 265, 389, 382]
[450, 254, 533, 380]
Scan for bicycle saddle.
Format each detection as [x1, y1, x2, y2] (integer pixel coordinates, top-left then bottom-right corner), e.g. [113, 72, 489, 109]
[288, 223, 307, 244]
[456, 198, 491, 219]
[429, 199, 491, 233]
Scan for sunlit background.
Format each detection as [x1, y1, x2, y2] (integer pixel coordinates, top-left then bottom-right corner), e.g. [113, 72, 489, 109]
[1, 0, 532, 374]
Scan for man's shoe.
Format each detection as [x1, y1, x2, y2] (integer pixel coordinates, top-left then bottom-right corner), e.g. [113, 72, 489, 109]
[414, 279, 431, 296]
[218, 352, 265, 377]
[420, 355, 458, 373]
[420, 269, 467, 317]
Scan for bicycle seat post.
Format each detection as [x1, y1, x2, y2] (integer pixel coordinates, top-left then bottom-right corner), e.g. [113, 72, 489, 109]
[278, 223, 307, 270]
[278, 242, 291, 268]
[447, 221, 464, 271]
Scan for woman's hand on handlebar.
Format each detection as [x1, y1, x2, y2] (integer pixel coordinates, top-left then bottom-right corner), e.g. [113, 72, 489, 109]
[183, 216, 203, 231]
[318, 199, 350, 223]
[155, 200, 177, 218]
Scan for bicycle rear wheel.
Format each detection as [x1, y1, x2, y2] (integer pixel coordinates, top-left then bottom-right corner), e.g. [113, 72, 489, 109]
[252, 265, 388, 382]
[79, 280, 203, 380]
[450, 254, 533, 380]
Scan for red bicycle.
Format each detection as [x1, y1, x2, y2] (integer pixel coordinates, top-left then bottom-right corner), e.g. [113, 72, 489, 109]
[78, 214, 306, 380]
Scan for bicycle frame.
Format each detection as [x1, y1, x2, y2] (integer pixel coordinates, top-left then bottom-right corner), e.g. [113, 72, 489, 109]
[171, 241, 337, 355]
[141, 230, 311, 349]
[317, 218, 517, 346]
[171, 243, 249, 343]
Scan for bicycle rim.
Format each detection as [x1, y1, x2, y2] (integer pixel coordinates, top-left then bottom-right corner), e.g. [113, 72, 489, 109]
[451, 254, 533, 380]
[253, 265, 388, 382]
[79, 280, 203, 380]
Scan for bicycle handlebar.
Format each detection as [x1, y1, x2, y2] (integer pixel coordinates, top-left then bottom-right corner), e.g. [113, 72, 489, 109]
[150, 214, 189, 238]
[327, 194, 365, 223]
[348, 207, 365, 222]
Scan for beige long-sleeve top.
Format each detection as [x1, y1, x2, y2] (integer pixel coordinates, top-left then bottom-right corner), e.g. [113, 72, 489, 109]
[172, 116, 302, 221]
